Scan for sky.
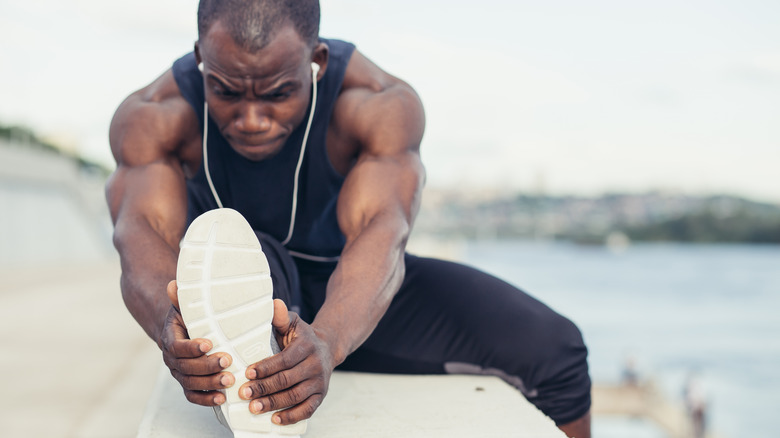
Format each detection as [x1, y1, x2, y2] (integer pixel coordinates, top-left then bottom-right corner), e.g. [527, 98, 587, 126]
[1, 0, 779, 202]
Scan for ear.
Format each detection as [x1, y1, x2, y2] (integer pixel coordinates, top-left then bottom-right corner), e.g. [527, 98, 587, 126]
[311, 41, 329, 82]
[194, 41, 203, 70]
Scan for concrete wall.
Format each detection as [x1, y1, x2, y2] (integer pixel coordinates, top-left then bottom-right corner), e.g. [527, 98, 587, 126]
[0, 140, 113, 267]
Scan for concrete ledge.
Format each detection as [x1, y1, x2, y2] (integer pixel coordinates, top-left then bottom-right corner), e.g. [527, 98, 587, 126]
[138, 367, 565, 438]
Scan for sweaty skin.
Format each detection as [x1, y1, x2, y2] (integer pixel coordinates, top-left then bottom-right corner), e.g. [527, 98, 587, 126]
[107, 21, 425, 425]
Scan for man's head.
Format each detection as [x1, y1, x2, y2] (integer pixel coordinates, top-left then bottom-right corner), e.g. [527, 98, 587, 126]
[194, 0, 328, 161]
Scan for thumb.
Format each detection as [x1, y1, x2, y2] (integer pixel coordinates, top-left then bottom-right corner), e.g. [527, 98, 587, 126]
[166, 280, 180, 310]
[272, 299, 291, 332]
[272, 299, 297, 348]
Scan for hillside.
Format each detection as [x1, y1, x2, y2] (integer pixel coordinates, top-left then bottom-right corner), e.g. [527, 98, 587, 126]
[415, 189, 780, 244]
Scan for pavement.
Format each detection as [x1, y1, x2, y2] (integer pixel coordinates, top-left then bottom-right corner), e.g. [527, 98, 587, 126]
[0, 258, 160, 438]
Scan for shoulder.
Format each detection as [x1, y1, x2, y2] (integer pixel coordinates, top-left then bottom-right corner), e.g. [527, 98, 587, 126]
[109, 69, 200, 167]
[332, 49, 425, 158]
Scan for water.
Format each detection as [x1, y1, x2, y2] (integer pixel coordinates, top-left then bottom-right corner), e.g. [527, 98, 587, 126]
[462, 240, 780, 438]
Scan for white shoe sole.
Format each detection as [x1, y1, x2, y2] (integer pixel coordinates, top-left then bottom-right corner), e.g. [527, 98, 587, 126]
[176, 208, 307, 437]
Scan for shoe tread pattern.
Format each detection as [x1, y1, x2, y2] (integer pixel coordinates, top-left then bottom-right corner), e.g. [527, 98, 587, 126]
[177, 208, 306, 436]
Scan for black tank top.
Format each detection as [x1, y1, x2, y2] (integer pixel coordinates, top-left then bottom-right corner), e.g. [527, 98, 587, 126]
[172, 39, 356, 261]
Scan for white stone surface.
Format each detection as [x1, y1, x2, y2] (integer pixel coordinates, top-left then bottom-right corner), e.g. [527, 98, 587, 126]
[138, 367, 566, 438]
[0, 260, 160, 438]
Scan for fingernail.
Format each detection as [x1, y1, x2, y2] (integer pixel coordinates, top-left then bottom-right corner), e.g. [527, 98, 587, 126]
[242, 387, 252, 399]
[273, 415, 282, 424]
[219, 356, 230, 368]
[246, 368, 257, 379]
[221, 374, 233, 387]
[199, 343, 210, 353]
[214, 394, 225, 405]
[251, 400, 263, 413]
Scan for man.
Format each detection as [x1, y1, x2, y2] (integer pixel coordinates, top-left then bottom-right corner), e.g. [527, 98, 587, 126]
[107, 0, 592, 436]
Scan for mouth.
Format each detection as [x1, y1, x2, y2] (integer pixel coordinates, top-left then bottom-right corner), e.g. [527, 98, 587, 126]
[225, 133, 287, 160]
[229, 134, 283, 149]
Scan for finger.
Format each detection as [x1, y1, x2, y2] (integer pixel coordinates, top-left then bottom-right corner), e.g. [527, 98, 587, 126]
[162, 309, 212, 358]
[167, 280, 180, 309]
[168, 337, 212, 359]
[240, 367, 306, 400]
[174, 353, 232, 376]
[246, 339, 309, 380]
[182, 389, 226, 407]
[272, 299, 290, 335]
[272, 393, 325, 425]
[248, 380, 320, 414]
[170, 369, 235, 391]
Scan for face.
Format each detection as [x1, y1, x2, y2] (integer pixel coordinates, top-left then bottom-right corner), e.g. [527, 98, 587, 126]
[196, 22, 320, 161]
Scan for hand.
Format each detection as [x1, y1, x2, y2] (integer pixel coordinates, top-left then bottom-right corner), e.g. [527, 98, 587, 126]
[160, 280, 235, 406]
[239, 300, 334, 425]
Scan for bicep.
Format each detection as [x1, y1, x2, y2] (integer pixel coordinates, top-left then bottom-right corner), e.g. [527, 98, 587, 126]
[336, 84, 426, 242]
[108, 161, 188, 250]
[107, 96, 189, 250]
[337, 154, 424, 241]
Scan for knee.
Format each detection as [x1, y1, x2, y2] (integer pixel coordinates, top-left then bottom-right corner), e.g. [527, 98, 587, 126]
[550, 314, 588, 361]
[538, 313, 590, 391]
[531, 314, 592, 426]
[496, 310, 587, 366]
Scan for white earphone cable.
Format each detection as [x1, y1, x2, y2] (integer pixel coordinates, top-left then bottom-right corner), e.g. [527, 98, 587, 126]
[281, 65, 318, 245]
[202, 101, 224, 209]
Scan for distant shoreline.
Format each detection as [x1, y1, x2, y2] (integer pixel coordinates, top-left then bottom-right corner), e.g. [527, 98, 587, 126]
[414, 190, 780, 245]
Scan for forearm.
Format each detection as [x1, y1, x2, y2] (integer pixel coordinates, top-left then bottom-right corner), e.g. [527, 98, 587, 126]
[114, 218, 180, 345]
[311, 217, 409, 365]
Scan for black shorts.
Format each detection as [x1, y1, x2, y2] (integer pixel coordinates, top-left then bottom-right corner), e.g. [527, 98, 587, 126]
[257, 232, 591, 426]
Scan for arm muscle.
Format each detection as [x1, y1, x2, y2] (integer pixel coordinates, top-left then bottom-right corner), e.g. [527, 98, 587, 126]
[106, 74, 195, 344]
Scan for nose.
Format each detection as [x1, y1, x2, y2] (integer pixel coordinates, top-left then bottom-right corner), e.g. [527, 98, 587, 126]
[235, 101, 272, 134]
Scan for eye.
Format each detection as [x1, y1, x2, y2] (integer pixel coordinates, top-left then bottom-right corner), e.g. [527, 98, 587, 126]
[264, 90, 291, 101]
[262, 83, 298, 102]
[213, 86, 240, 99]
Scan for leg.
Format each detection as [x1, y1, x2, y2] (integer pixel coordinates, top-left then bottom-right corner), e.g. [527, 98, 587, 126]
[335, 255, 592, 436]
[252, 231, 305, 318]
[559, 410, 591, 438]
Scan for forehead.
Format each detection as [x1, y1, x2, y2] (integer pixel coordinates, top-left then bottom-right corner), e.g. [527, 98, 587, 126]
[200, 21, 309, 79]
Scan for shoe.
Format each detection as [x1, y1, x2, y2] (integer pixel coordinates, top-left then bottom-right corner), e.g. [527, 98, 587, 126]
[176, 208, 307, 437]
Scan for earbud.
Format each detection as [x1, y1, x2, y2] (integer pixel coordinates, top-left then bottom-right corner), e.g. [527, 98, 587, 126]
[311, 62, 320, 75]
[198, 62, 204, 72]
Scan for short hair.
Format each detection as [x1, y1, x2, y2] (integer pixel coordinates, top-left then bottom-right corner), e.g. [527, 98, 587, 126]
[198, 0, 320, 51]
